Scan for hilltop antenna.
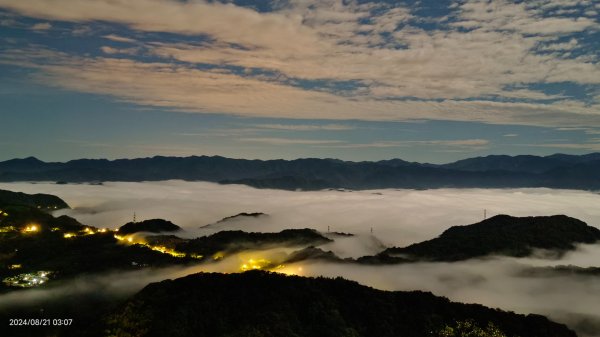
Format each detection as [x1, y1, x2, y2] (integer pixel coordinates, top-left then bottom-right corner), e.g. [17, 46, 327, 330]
[327, 225, 330, 233]
[370, 227, 373, 235]
[484, 209, 487, 220]
[133, 212, 137, 223]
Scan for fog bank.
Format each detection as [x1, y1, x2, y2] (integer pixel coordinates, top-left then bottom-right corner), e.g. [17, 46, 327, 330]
[2, 181, 600, 336]
[2, 181, 600, 255]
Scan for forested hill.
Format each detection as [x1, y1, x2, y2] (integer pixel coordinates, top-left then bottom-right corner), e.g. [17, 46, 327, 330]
[118, 219, 181, 235]
[105, 270, 576, 337]
[1, 153, 600, 190]
[0, 189, 69, 210]
[382, 215, 600, 262]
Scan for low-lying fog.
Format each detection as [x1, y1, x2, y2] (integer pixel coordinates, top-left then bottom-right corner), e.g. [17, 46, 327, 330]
[2, 181, 600, 336]
[3, 181, 600, 251]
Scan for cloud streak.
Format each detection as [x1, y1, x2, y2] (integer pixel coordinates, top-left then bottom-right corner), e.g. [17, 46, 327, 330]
[240, 137, 345, 145]
[252, 124, 356, 131]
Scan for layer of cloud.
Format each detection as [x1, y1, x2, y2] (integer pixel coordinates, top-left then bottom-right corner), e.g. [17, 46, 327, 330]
[313, 138, 490, 151]
[286, 258, 600, 337]
[1, 181, 600, 336]
[532, 141, 600, 151]
[2, 181, 600, 251]
[0, 0, 599, 126]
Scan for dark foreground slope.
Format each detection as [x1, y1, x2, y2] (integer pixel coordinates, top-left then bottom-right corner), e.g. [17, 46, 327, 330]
[105, 271, 575, 337]
[0, 190, 193, 282]
[0, 188, 69, 210]
[2, 153, 600, 190]
[383, 215, 600, 262]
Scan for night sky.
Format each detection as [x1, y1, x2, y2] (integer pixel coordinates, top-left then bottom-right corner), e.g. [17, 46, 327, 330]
[0, 0, 599, 163]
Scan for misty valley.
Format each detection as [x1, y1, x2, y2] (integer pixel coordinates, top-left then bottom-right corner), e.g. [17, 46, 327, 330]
[1, 182, 600, 337]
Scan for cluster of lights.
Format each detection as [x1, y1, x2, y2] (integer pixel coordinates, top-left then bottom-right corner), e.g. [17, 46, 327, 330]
[36, 205, 59, 209]
[11, 217, 302, 277]
[114, 234, 132, 242]
[2, 271, 52, 288]
[114, 234, 190, 258]
[0, 210, 10, 231]
[22, 224, 39, 233]
[237, 255, 304, 275]
[240, 258, 279, 271]
[149, 245, 186, 258]
[63, 227, 109, 239]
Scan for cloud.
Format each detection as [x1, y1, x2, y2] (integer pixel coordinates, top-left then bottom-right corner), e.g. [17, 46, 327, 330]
[30, 22, 51, 30]
[556, 127, 589, 131]
[0, 0, 599, 127]
[0, 260, 245, 310]
[253, 124, 356, 131]
[100, 45, 139, 55]
[532, 142, 600, 151]
[410, 139, 489, 146]
[317, 139, 489, 150]
[3, 47, 600, 127]
[102, 34, 137, 43]
[538, 38, 579, 51]
[286, 258, 600, 337]
[495, 89, 567, 100]
[455, 0, 597, 35]
[240, 137, 344, 145]
[316, 141, 408, 149]
[1, 182, 600, 336]
[0, 0, 322, 49]
[71, 25, 92, 36]
[2, 181, 600, 250]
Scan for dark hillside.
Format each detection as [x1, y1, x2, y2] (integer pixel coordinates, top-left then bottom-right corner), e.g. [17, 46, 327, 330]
[105, 271, 576, 337]
[384, 215, 600, 261]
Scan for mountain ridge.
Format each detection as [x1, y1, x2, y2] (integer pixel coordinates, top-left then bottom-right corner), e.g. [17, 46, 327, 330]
[1, 153, 600, 190]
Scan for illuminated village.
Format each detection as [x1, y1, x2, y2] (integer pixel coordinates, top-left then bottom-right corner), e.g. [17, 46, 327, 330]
[2, 271, 52, 288]
[1, 213, 296, 289]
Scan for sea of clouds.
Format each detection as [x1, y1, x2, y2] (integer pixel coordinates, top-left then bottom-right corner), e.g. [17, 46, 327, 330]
[1, 181, 600, 336]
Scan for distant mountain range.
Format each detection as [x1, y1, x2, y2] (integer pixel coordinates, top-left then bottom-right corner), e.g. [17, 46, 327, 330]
[1, 153, 600, 190]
